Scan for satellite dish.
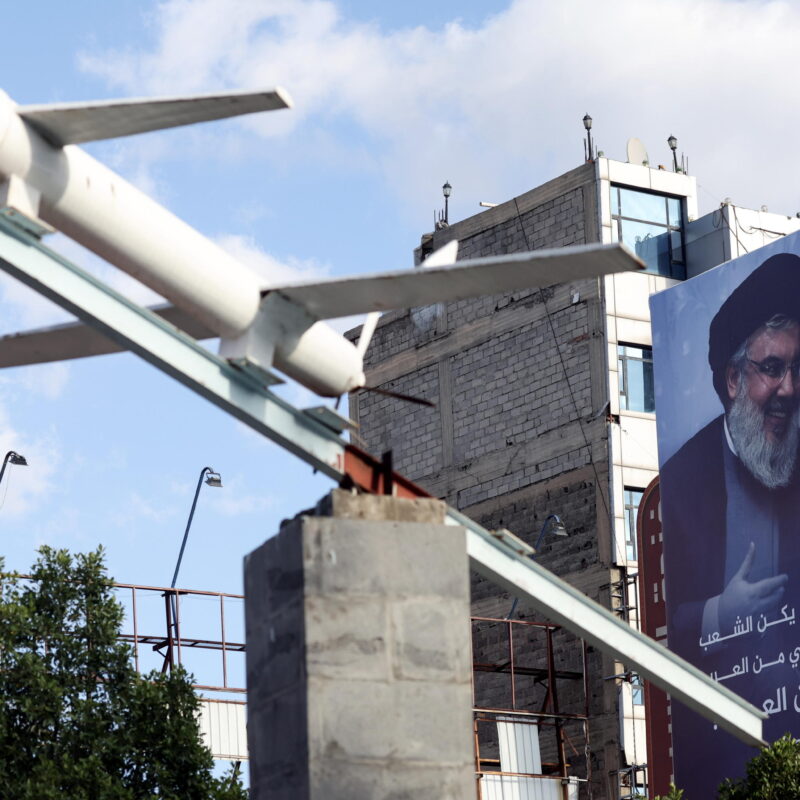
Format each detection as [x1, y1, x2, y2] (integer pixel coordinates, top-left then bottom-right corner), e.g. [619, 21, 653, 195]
[626, 137, 649, 166]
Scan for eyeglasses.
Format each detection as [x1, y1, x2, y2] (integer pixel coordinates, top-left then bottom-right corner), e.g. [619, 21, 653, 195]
[746, 356, 800, 383]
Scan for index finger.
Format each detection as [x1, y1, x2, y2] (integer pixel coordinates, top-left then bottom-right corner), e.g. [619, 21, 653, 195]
[754, 574, 789, 597]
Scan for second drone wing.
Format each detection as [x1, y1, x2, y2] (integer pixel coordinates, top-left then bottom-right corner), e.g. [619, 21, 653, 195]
[0, 242, 641, 368]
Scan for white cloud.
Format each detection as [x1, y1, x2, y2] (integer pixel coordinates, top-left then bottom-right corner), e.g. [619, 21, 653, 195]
[0, 272, 72, 332]
[13, 363, 70, 400]
[167, 471, 275, 516]
[202, 472, 276, 516]
[117, 491, 181, 526]
[76, 0, 800, 217]
[215, 234, 331, 286]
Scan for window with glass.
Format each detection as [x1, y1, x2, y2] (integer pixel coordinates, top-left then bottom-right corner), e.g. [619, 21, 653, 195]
[631, 673, 645, 706]
[623, 487, 644, 561]
[618, 344, 654, 413]
[611, 185, 685, 278]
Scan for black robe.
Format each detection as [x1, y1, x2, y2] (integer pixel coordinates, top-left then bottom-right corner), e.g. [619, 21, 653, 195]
[661, 415, 800, 796]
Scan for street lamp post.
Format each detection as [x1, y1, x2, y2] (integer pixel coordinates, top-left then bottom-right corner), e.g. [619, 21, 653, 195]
[164, 466, 222, 672]
[583, 114, 593, 161]
[442, 181, 452, 226]
[0, 450, 27, 489]
[170, 466, 223, 589]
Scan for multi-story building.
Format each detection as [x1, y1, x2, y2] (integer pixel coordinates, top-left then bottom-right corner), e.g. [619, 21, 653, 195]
[347, 147, 800, 798]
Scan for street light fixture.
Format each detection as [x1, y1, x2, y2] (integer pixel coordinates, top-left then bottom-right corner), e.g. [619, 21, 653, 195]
[204, 471, 223, 488]
[442, 181, 452, 226]
[667, 134, 679, 172]
[583, 114, 593, 161]
[0, 450, 28, 489]
[170, 466, 223, 589]
[506, 514, 568, 619]
[535, 514, 568, 547]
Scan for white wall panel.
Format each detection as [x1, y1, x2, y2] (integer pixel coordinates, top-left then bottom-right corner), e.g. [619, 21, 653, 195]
[198, 699, 248, 761]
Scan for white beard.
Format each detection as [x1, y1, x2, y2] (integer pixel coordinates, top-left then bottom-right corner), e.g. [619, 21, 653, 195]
[727, 388, 800, 489]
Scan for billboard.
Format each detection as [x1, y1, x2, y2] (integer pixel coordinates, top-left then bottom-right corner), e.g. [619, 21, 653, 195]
[651, 231, 800, 796]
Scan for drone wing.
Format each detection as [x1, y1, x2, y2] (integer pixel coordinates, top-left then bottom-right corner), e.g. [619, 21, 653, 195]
[274, 241, 640, 318]
[0, 242, 641, 368]
[18, 88, 292, 147]
[0, 304, 214, 368]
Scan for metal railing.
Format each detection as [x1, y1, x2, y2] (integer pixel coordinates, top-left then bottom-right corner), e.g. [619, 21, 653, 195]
[471, 616, 590, 800]
[114, 581, 245, 695]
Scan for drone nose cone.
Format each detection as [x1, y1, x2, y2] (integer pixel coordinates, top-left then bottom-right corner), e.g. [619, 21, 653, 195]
[347, 371, 366, 394]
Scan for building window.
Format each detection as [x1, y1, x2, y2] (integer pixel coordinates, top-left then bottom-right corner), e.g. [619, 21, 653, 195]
[611, 185, 685, 278]
[631, 673, 644, 706]
[618, 344, 654, 413]
[623, 487, 644, 561]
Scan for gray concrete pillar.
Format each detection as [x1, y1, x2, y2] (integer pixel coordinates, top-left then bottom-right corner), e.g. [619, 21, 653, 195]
[244, 490, 475, 800]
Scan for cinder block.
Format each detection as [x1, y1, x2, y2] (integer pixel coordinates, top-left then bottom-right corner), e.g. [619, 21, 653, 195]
[310, 760, 474, 800]
[304, 595, 390, 681]
[246, 492, 474, 800]
[390, 596, 472, 683]
[308, 678, 473, 764]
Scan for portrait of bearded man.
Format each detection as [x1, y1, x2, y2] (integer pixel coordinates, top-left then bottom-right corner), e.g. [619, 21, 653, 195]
[661, 252, 800, 655]
[657, 250, 800, 796]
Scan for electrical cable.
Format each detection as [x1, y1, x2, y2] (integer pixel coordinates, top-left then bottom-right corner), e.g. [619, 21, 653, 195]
[512, 201, 653, 791]
[512, 198, 611, 526]
[731, 204, 784, 239]
[728, 205, 750, 257]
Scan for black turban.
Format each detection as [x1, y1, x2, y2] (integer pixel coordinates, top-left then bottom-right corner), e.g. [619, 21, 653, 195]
[709, 252, 800, 405]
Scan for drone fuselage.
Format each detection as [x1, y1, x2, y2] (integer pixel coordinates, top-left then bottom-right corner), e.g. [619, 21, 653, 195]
[0, 90, 366, 397]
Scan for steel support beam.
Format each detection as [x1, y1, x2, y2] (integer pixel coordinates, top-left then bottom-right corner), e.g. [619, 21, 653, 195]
[0, 216, 346, 478]
[0, 217, 765, 747]
[449, 507, 765, 747]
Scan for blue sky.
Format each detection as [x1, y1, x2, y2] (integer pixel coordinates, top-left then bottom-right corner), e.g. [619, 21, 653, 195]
[0, 0, 798, 602]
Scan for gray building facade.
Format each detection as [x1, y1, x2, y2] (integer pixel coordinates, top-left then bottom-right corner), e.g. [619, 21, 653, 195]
[347, 154, 800, 798]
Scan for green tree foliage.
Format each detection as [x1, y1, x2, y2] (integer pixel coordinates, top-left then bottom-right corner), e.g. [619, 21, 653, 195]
[652, 784, 684, 800]
[717, 734, 800, 800]
[0, 547, 247, 799]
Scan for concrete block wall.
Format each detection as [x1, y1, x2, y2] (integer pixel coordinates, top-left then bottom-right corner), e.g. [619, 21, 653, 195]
[450, 300, 592, 507]
[244, 491, 475, 800]
[352, 163, 607, 514]
[348, 161, 627, 798]
[355, 281, 604, 506]
[354, 363, 441, 476]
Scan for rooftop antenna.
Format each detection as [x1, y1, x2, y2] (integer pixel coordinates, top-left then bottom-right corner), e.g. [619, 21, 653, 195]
[583, 114, 594, 161]
[626, 137, 649, 166]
